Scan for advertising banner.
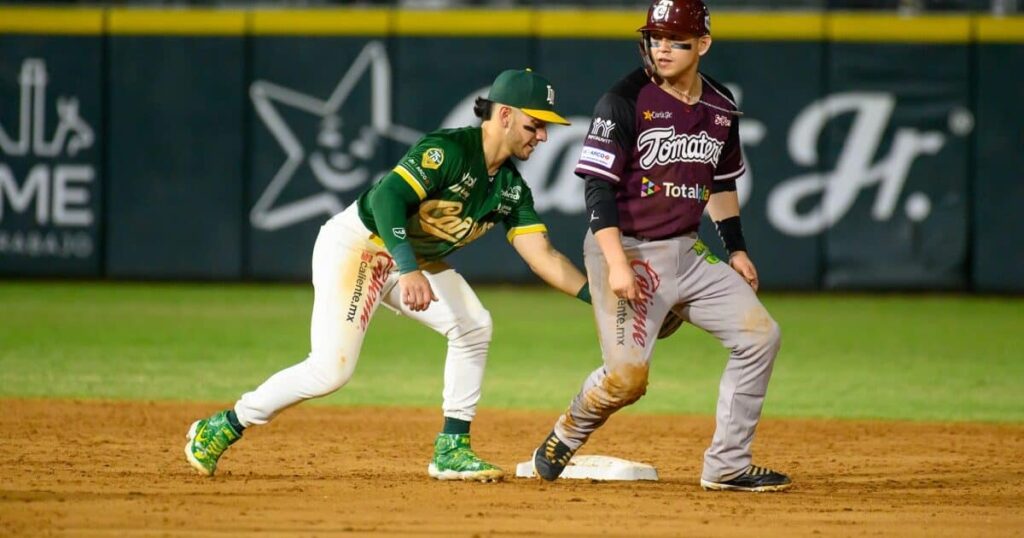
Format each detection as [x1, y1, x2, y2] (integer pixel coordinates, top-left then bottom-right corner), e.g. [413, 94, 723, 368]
[0, 36, 103, 276]
[2, 9, 1020, 292]
[821, 43, 971, 290]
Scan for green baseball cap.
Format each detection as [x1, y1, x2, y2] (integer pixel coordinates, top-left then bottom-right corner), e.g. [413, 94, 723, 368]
[487, 68, 570, 126]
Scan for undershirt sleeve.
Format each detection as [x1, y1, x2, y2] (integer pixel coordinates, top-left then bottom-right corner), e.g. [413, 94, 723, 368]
[367, 171, 422, 273]
[584, 175, 619, 233]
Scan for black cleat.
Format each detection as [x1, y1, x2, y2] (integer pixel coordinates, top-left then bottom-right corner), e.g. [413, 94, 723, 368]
[700, 465, 792, 492]
[532, 430, 576, 481]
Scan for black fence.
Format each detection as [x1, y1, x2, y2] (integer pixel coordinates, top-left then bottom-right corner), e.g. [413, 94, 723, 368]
[1, 7, 1022, 291]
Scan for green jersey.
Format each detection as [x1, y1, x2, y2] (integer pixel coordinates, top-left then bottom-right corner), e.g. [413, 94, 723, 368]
[356, 126, 547, 262]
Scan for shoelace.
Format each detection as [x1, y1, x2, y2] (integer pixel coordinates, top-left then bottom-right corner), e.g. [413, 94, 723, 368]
[747, 465, 776, 476]
[544, 436, 573, 466]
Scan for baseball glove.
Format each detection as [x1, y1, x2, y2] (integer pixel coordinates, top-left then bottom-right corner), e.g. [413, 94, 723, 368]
[658, 310, 684, 339]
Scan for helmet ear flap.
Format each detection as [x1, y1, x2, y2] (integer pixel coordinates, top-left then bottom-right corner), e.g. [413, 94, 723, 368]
[637, 31, 663, 83]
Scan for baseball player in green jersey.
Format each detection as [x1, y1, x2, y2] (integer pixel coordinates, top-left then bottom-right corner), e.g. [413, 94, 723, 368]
[184, 69, 589, 482]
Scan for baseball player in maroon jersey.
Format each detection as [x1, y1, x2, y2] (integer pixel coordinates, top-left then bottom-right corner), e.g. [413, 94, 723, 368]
[531, 0, 790, 492]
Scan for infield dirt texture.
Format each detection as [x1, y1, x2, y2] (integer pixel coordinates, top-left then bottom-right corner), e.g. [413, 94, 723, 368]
[3, 399, 1023, 536]
[2, 284, 1022, 536]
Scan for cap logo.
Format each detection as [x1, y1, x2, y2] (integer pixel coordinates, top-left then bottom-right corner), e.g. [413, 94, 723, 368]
[652, 0, 673, 22]
[546, 85, 555, 106]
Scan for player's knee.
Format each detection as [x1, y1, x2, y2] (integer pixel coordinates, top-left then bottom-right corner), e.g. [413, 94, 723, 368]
[449, 308, 493, 348]
[765, 318, 781, 355]
[753, 316, 781, 359]
[604, 363, 649, 406]
[305, 350, 357, 394]
[737, 307, 781, 358]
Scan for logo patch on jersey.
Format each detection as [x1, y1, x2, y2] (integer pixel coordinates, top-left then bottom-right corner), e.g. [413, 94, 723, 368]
[501, 185, 522, 202]
[637, 127, 724, 169]
[448, 172, 477, 200]
[692, 238, 721, 264]
[418, 199, 495, 245]
[661, 182, 710, 201]
[404, 158, 432, 185]
[590, 118, 616, 138]
[580, 147, 616, 168]
[392, 227, 407, 239]
[640, 177, 662, 197]
[421, 148, 444, 170]
[714, 114, 732, 127]
[643, 110, 673, 121]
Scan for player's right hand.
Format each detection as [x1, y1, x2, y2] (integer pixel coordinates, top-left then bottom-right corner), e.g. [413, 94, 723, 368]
[399, 270, 438, 312]
[608, 261, 639, 301]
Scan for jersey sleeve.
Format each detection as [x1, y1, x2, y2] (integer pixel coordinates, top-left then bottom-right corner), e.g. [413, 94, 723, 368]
[714, 116, 745, 182]
[574, 92, 634, 183]
[503, 181, 548, 242]
[391, 135, 457, 200]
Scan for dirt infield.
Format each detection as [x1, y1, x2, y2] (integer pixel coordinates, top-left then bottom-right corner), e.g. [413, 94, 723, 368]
[2, 399, 1022, 537]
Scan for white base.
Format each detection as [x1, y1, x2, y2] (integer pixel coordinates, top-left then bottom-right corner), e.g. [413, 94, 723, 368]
[515, 454, 659, 481]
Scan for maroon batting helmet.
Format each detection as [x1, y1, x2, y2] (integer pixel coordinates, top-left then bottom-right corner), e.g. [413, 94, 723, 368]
[637, 0, 711, 37]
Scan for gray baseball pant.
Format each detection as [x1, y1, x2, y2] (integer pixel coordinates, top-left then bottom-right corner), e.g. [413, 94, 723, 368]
[552, 231, 781, 482]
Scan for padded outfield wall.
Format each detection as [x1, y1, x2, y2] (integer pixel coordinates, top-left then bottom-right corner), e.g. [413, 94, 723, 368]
[0, 8, 1021, 291]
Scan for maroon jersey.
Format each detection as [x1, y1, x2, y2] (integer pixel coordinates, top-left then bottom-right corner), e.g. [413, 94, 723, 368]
[575, 69, 744, 240]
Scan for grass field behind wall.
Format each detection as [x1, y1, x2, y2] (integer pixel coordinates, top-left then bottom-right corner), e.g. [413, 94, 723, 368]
[0, 281, 1021, 422]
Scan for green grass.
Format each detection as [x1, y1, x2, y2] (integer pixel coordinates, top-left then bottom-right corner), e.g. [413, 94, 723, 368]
[1, 281, 1021, 422]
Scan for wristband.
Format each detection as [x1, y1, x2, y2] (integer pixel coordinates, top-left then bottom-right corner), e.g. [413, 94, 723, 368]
[714, 216, 747, 255]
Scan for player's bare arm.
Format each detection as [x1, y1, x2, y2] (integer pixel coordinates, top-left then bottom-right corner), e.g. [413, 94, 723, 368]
[707, 190, 758, 291]
[594, 227, 639, 301]
[510, 232, 587, 297]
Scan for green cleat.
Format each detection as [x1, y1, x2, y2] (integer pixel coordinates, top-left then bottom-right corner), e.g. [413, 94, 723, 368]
[427, 433, 504, 482]
[184, 410, 242, 477]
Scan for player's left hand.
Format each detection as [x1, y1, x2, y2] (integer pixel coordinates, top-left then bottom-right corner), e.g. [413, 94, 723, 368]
[399, 270, 438, 311]
[728, 251, 759, 292]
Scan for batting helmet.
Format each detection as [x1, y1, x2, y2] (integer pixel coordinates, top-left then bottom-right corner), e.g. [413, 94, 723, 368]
[637, 0, 711, 37]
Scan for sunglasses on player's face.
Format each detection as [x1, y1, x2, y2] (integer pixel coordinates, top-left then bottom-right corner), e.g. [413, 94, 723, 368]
[648, 33, 696, 51]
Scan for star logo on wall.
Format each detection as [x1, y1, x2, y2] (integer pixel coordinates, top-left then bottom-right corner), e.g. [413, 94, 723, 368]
[249, 41, 422, 231]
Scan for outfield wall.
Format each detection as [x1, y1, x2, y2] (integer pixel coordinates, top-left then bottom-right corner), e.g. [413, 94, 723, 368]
[0, 8, 1021, 291]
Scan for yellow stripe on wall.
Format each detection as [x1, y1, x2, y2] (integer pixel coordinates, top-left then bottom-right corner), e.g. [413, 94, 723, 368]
[499, 10, 828, 40]
[251, 9, 389, 36]
[0, 8, 104, 35]
[394, 10, 532, 36]
[535, 10, 638, 39]
[2, 7, 1018, 43]
[977, 16, 1024, 43]
[829, 13, 971, 43]
[108, 9, 246, 36]
[714, 13, 826, 40]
